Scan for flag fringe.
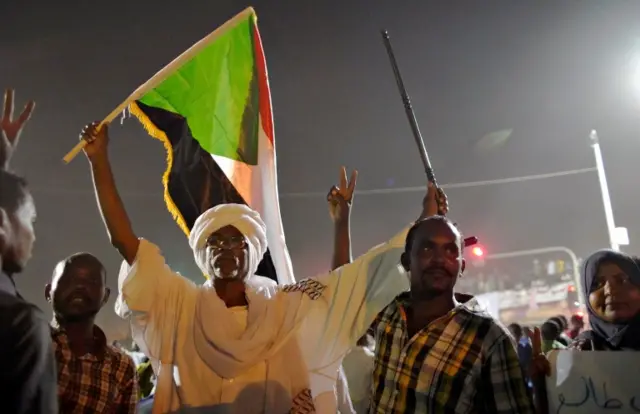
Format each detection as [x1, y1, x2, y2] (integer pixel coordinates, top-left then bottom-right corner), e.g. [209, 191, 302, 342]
[128, 101, 190, 238]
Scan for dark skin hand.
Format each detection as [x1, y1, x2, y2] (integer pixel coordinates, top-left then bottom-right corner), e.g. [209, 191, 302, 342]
[327, 166, 358, 270]
[528, 327, 551, 414]
[0, 89, 35, 169]
[327, 166, 358, 223]
[420, 182, 448, 220]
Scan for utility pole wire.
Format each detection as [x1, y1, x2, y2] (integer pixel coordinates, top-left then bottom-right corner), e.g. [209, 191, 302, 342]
[30, 167, 596, 199]
[283, 167, 597, 198]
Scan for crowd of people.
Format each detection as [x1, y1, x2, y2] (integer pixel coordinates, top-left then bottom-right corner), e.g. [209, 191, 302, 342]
[459, 259, 577, 295]
[0, 86, 639, 414]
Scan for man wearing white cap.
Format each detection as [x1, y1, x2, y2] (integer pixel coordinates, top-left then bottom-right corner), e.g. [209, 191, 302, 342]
[80, 123, 443, 413]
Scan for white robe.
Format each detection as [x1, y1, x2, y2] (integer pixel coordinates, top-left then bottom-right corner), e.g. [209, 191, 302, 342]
[116, 226, 410, 413]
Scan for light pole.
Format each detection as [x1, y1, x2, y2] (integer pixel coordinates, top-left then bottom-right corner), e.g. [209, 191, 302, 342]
[484, 246, 584, 309]
[590, 130, 619, 251]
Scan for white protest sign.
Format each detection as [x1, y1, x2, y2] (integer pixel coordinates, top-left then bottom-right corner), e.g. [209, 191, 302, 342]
[546, 350, 640, 414]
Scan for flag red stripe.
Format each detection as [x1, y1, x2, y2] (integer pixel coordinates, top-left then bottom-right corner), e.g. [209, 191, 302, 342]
[252, 23, 274, 145]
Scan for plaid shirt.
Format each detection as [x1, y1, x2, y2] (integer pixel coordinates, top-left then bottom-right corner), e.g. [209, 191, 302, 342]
[369, 293, 535, 414]
[51, 324, 138, 414]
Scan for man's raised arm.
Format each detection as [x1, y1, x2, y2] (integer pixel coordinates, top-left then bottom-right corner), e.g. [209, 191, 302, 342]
[327, 166, 357, 270]
[80, 122, 139, 264]
[301, 182, 447, 376]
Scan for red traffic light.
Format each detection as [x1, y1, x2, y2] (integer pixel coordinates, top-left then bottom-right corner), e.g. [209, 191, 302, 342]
[471, 246, 484, 257]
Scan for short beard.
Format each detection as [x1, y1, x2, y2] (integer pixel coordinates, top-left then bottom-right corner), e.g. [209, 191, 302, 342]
[210, 255, 241, 279]
[55, 308, 99, 324]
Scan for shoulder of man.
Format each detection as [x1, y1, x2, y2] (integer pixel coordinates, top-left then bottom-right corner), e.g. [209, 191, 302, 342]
[365, 292, 409, 337]
[107, 344, 138, 368]
[0, 292, 58, 411]
[458, 305, 516, 352]
[0, 292, 50, 345]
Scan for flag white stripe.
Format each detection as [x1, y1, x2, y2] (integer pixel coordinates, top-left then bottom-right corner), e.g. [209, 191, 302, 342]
[211, 116, 295, 285]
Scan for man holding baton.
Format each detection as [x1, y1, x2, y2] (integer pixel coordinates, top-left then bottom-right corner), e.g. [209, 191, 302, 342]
[368, 214, 534, 413]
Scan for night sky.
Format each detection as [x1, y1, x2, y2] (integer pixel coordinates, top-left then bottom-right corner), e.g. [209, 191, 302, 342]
[2, 0, 640, 339]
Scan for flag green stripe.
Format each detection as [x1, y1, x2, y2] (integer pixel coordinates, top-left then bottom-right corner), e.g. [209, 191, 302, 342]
[138, 16, 258, 164]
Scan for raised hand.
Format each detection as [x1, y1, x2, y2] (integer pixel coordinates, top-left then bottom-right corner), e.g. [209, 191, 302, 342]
[327, 166, 358, 223]
[79, 121, 110, 162]
[419, 183, 449, 219]
[0, 89, 35, 169]
[528, 327, 551, 378]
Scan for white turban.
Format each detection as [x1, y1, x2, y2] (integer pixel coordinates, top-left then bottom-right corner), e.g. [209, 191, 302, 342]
[188, 203, 268, 279]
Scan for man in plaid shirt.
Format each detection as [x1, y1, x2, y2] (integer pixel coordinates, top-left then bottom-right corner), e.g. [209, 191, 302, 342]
[46, 253, 138, 413]
[369, 216, 535, 413]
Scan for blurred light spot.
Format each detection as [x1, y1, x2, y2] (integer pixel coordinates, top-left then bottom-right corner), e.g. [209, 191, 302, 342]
[475, 129, 513, 152]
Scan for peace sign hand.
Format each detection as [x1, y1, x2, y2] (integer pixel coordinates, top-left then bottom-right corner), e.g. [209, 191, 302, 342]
[528, 327, 551, 378]
[327, 166, 358, 223]
[0, 89, 35, 169]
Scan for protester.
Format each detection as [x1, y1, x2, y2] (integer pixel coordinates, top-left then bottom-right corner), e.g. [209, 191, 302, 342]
[548, 316, 570, 346]
[570, 250, 640, 350]
[79, 122, 437, 413]
[529, 249, 640, 414]
[325, 167, 358, 414]
[0, 89, 59, 413]
[45, 252, 138, 413]
[326, 168, 381, 413]
[540, 320, 566, 353]
[566, 313, 584, 340]
[508, 322, 533, 384]
[555, 315, 568, 330]
[369, 215, 535, 413]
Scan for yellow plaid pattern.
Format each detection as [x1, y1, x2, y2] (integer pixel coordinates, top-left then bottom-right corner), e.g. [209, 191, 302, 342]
[369, 293, 534, 413]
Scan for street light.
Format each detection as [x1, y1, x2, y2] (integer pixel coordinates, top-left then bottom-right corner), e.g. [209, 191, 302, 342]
[589, 130, 620, 251]
[471, 246, 484, 257]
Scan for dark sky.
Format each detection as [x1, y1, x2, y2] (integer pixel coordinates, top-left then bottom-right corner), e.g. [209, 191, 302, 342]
[2, 0, 640, 339]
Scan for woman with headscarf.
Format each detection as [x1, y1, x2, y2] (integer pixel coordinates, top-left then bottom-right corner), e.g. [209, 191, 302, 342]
[528, 249, 640, 414]
[570, 249, 640, 350]
[81, 121, 444, 414]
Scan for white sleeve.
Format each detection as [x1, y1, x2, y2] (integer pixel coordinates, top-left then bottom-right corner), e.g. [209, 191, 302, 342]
[300, 226, 410, 388]
[336, 365, 356, 414]
[115, 238, 197, 362]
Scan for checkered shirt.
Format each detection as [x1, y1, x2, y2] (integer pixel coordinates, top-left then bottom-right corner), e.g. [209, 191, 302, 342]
[51, 324, 138, 414]
[369, 293, 535, 414]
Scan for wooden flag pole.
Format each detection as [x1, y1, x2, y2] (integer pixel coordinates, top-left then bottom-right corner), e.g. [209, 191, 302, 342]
[61, 7, 257, 164]
[62, 105, 128, 164]
[380, 30, 477, 247]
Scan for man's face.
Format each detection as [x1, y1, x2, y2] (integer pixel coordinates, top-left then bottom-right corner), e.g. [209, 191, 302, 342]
[47, 258, 108, 322]
[405, 220, 465, 298]
[204, 225, 249, 280]
[2, 193, 36, 274]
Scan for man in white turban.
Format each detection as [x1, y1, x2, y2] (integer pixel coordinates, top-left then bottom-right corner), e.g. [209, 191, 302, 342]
[81, 123, 443, 413]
